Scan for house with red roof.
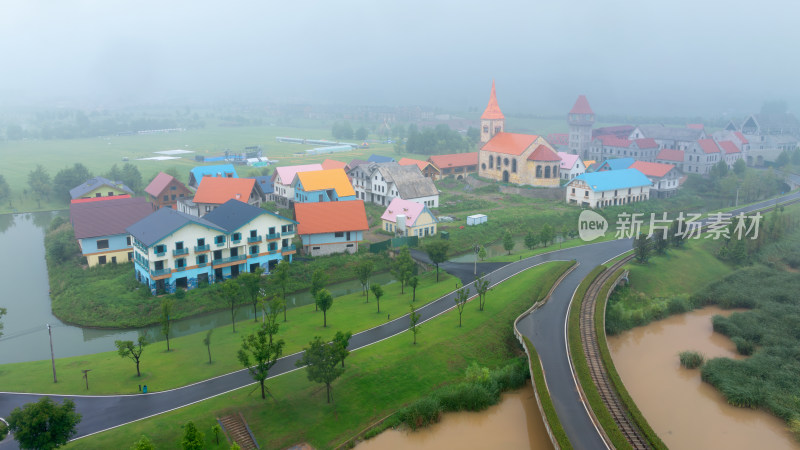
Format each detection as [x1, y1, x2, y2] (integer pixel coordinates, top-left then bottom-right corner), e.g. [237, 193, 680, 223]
[588, 135, 660, 163]
[655, 149, 685, 171]
[628, 161, 680, 198]
[380, 197, 438, 239]
[178, 177, 263, 217]
[476, 82, 561, 187]
[427, 153, 478, 179]
[399, 157, 441, 180]
[718, 141, 743, 167]
[684, 139, 722, 175]
[145, 172, 192, 210]
[69, 196, 155, 267]
[295, 200, 368, 256]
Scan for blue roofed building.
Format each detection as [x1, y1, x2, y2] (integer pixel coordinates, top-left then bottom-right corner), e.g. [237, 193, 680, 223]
[565, 168, 652, 208]
[594, 158, 635, 172]
[368, 154, 396, 164]
[127, 199, 296, 294]
[188, 164, 238, 189]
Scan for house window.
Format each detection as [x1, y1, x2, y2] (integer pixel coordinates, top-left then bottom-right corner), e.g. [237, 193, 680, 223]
[176, 241, 184, 250]
[483, 125, 488, 133]
[163, 195, 169, 201]
[503, 158, 509, 167]
[230, 247, 239, 257]
[334, 231, 344, 238]
[95, 193, 101, 197]
[250, 245, 259, 255]
[489, 157, 493, 169]
[215, 235, 225, 245]
[98, 255, 107, 264]
[155, 244, 166, 254]
[171, 195, 176, 200]
[512, 159, 517, 173]
[536, 166, 543, 177]
[197, 238, 205, 246]
[250, 229, 257, 238]
[176, 258, 186, 269]
[126, 236, 132, 246]
[108, 192, 114, 196]
[196, 254, 207, 265]
[232, 232, 242, 242]
[170, 186, 176, 190]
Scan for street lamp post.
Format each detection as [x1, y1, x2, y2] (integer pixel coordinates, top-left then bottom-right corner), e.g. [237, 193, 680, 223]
[474, 243, 479, 276]
[47, 324, 57, 383]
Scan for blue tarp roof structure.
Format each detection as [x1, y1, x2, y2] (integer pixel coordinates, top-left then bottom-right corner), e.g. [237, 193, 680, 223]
[190, 164, 238, 182]
[570, 168, 652, 192]
[368, 154, 395, 163]
[596, 158, 635, 171]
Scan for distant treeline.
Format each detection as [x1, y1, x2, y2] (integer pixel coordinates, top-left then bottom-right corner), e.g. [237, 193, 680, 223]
[403, 124, 478, 155]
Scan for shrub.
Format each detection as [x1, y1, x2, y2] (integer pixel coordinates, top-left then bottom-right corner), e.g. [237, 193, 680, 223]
[398, 397, 441, 430]
[679, 351, 704, 369]
[0, 421, 7, 441]
[732, 336, 755, 356]
[667, 295, 691, 314]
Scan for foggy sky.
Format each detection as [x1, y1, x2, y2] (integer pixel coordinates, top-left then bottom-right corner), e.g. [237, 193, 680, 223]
[1, 0, 798, 116]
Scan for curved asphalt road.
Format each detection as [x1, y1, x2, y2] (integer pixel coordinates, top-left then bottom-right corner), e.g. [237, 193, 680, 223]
[2, 191, 799, 449]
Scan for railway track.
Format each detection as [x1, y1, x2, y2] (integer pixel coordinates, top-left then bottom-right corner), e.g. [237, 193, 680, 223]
[579, 253, 650, 449]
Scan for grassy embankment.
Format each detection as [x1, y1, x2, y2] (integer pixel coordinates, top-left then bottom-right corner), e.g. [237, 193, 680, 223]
[63, 261, 574, 449]
[45, 222, 395, 327]
[523, 336, 571, 449]
[0, 268, 455, 395]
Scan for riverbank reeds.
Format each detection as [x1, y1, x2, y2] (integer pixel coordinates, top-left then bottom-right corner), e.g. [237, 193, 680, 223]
[678, 351, 704, 369]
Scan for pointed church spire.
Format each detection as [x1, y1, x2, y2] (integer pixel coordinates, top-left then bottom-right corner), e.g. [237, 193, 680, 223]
[481, 80, 504, 120]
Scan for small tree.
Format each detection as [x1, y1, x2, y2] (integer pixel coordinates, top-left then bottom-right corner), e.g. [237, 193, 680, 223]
[237, 268, 264, 321]
[0, 306, 6, 338]
[181, 421, 204, 450]
[560, 225, 570, 248]
[7, 397, 82, 450]
[539, 224, 555, 247]
[478, 246, 487, 261]
[296, 336, 346, 403]
[653, 230, 668, 255]
[669, 219, 686, 248]
[315, 288, 334, 327]
[160, 298, 174, 351]
[733, 158, 746, 176]
[333, 330, 352, 368]
[355, 259, 374, 302]
[425, 240, 449, 282]
[454, 286, 469, 327]
[116, 336, 147, 377]
[211, 423, 222, 445]
[474, 273, 490, 311]
[409, 304, 421, 344]
[272, 261, 290, 322]
[502, 230, 514, 255]
[408, 276, 419, 302]
[203, 329, 213, 364]
[371, 284, 384, 313]
[524, 231, 538, 250]
[634, 232, 651, 264]
[237, 323, 284, 400]
[131, 435, 156, 450]
[222, 279, 242, 333]
[310, 269, 328, 312]
[392, 246, 415, 293]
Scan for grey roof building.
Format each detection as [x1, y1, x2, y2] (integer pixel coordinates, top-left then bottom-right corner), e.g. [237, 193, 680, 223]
[127, 207, 224, 247]
[203, 199, 296, 232]
[377, 164, 439, 200]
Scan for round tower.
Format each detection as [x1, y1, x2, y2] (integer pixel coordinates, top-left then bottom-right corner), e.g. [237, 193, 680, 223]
[480, 81, 505, 145]
[568, 95, 595, 157]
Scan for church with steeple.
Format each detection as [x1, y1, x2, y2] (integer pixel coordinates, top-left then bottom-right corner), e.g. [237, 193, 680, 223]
[477, 81, 561, 187]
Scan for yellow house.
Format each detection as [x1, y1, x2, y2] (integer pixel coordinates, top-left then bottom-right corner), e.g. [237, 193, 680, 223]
[69, 176, 134, 200]
[380, 198, 438, 238]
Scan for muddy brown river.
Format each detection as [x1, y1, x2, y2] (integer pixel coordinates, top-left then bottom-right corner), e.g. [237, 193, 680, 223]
[608, 306, 798, 449]
[355, 381, 553, 449]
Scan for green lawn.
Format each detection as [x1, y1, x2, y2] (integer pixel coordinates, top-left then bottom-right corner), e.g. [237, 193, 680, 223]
[0, 270, 454, 395]
[63, 260, 573, 450]
[624, 239, 733, 298]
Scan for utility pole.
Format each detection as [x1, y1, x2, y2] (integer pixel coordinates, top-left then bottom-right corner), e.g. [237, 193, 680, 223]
[47, 324, 57, 383]
[735, 187, 740, 207]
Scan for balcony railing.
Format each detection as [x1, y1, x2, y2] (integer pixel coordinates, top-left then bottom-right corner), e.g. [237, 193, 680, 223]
[266, 233, 280, 240]
[282, 244, 297, 253]
[173, 248, 189, 256]
[196, 262, 207, 268]
[215, 241, 226, 247]
[282, 231, 295, 237]
[155, 250, 166, 257]
[194, 244, 210, 252]
[231, 237, 242, 245]
[151, 267, 171, 277]
[212, 254, 246, 266]
[247, 235, 262, 243]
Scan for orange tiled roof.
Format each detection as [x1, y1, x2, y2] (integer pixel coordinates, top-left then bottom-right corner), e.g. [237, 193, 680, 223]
[193, 177, 256, 205]
[398, 157, 431, 171]
[629, 161, 675, 178]
[296, 169, 355, 197]
[295, 200, 368, 235]
[481, 80, 504, 120]
[569, 95, 593, 115]
[321, 159, 347, 170]
[481, 133, 538, 156]
[428, 152, 478, 169]
[527, 145, 560, 161]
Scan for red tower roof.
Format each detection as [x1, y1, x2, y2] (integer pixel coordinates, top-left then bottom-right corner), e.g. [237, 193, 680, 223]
[570, 95, 594, 115]
[481, 80, 504, 120]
